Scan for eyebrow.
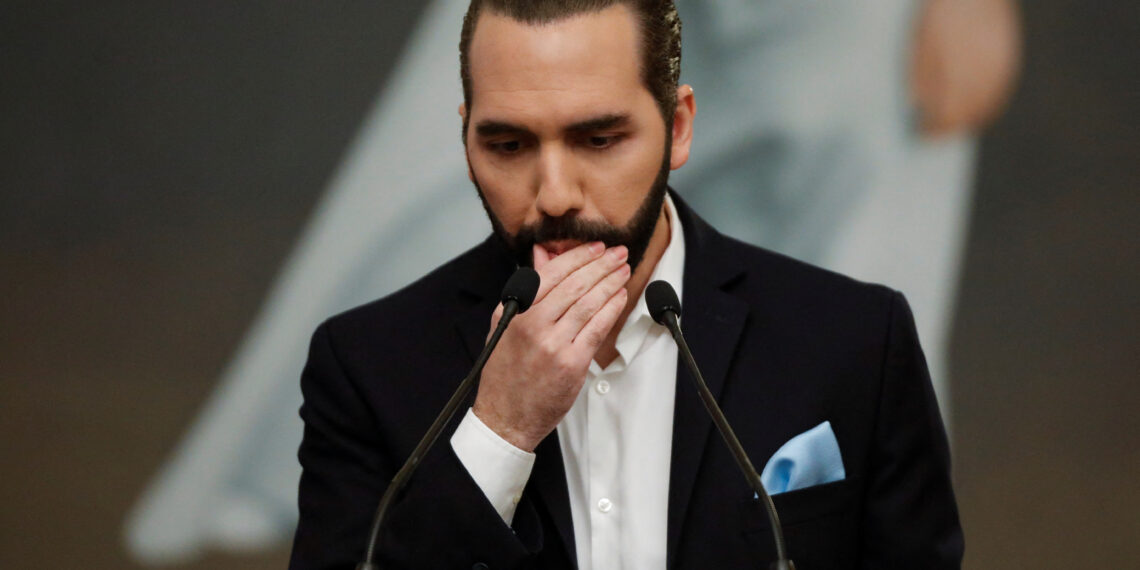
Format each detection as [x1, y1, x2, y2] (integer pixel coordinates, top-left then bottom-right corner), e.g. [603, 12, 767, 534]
[474, 120, 531, 138]
[566, 113, 631, 133]
[473, 113, 631, 138]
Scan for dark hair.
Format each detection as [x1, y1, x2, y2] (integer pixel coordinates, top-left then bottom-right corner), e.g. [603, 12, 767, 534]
[459, 0, 682, 136]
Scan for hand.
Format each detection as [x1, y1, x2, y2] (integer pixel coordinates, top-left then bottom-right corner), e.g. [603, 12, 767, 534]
[473, 241, 630, 451]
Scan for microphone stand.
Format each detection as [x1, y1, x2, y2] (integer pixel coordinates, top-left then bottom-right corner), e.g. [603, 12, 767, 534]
[357, 267, 538, 570]
[648, 281, 795, 570]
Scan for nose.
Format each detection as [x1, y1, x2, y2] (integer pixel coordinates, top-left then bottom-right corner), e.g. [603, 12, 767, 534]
[534, 144, 583, 218]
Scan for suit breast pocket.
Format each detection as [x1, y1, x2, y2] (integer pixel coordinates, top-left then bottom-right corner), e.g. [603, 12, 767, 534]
[740, 478, 861, 568]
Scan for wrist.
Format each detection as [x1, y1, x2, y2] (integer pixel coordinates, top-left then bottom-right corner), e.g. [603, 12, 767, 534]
[471, 402, 545, 452]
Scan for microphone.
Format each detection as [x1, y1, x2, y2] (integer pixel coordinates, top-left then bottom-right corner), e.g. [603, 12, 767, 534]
[357, 267, 540, 570]
[645, 281, 796, 570]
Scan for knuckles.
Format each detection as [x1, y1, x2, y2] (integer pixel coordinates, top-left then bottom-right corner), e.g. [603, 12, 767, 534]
[579, 327, 607, 348]
[535, 335, 562, 360]
[551, 350, 582, 377]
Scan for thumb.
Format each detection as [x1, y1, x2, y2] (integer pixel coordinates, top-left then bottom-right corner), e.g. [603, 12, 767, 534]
[532, 243, 551, 271]
[486, 302, 505, 341]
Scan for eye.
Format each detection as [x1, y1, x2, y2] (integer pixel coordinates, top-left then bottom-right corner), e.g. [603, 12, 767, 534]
[584, 135, 620, 150]
[488, 140, 523, 154]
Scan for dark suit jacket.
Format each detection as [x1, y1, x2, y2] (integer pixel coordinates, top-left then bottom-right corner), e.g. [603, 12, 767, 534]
[289, 194, 963, 569]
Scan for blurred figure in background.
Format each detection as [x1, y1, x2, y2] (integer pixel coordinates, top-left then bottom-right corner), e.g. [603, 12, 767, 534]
[124, 0, 1019, 563]
[673, 0, 1020, 412]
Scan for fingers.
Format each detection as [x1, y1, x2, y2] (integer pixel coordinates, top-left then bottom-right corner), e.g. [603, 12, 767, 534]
[553, 257, 630, 340]
[538, 245, 629, 323]
[499, 240, 630, 367]
[570, 287, 628, 357]
[531, 242, 606, 304]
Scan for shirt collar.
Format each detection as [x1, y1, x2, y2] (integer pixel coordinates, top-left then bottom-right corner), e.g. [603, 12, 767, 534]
[604, 193, 686, 370]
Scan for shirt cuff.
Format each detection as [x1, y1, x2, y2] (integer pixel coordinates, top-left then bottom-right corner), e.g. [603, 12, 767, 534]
[450, 407, 536, 524]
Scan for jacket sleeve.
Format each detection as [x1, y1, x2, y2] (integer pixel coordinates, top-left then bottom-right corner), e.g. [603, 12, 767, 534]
[288, 322, 545, 570]
[859, 292, 965, 568]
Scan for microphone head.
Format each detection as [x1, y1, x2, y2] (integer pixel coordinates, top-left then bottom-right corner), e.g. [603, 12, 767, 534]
[501, 266, 540, 313]
[645, 280, 681, 325]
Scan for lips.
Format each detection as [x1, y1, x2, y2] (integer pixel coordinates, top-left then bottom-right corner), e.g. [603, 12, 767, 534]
[540, 240, 582, 258]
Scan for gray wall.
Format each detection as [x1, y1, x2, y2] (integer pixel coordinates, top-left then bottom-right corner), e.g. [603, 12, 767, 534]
[1, 2, 1136, 568]
[951, 3, 1140, 566]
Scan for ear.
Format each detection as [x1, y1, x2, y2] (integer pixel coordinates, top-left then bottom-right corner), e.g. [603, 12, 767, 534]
[459, 103, 475, 182]
[669, 85, 696, 170]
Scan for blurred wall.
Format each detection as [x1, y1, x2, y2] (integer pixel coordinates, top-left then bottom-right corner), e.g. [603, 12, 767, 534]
[950, 3, 1140, 566]
[1, 2, 1136, 569]
[1, 3, 427, 568]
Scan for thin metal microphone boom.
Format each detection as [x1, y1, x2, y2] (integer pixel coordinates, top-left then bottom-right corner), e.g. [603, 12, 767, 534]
[357, 267, 540, 570]
[645, 280, 795, 570]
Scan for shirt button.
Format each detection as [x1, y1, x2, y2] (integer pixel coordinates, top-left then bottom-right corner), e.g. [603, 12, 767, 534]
[597, 498, 613, 513]
[596, 380, 610, 394]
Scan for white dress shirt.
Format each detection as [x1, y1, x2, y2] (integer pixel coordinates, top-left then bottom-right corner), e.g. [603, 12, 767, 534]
[452, 195, 685, 570]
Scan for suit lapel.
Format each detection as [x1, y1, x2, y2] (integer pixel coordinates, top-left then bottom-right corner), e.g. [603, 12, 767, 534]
[665, 194, 748, 569]
[455, 236, 517, 363]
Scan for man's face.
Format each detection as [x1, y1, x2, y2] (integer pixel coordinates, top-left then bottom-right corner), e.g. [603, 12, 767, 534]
[463, 4, 688, 270]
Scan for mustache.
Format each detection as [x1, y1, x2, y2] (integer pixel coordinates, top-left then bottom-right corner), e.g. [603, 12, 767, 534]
[512, 215, 634, 249]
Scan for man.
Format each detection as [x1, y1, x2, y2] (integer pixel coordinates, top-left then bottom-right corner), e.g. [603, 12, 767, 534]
[290, 1, 962, 568]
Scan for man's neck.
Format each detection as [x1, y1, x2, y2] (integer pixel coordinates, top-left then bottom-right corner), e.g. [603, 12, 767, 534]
[594, 203, 672, 368]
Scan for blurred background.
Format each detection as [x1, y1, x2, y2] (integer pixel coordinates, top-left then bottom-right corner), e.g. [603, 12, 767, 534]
[2, 1, 1137, 568]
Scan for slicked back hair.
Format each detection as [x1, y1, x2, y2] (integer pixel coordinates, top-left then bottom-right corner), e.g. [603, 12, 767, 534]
[459, 0, 682, 139]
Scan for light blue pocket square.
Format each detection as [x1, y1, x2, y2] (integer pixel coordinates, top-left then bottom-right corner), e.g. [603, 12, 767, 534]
[758, 421, 845, 496]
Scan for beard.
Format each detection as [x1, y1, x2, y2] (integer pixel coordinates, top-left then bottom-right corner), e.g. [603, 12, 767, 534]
[472, 145, 671, 273]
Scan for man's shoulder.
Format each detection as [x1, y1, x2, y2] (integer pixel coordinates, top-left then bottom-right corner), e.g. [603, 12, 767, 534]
[672, 190, 896, 311]
[732, 235, 894, 304]
[694, 227, 902, 344]
[322, 236, 510, 339]
[681, 204, 897, 320]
